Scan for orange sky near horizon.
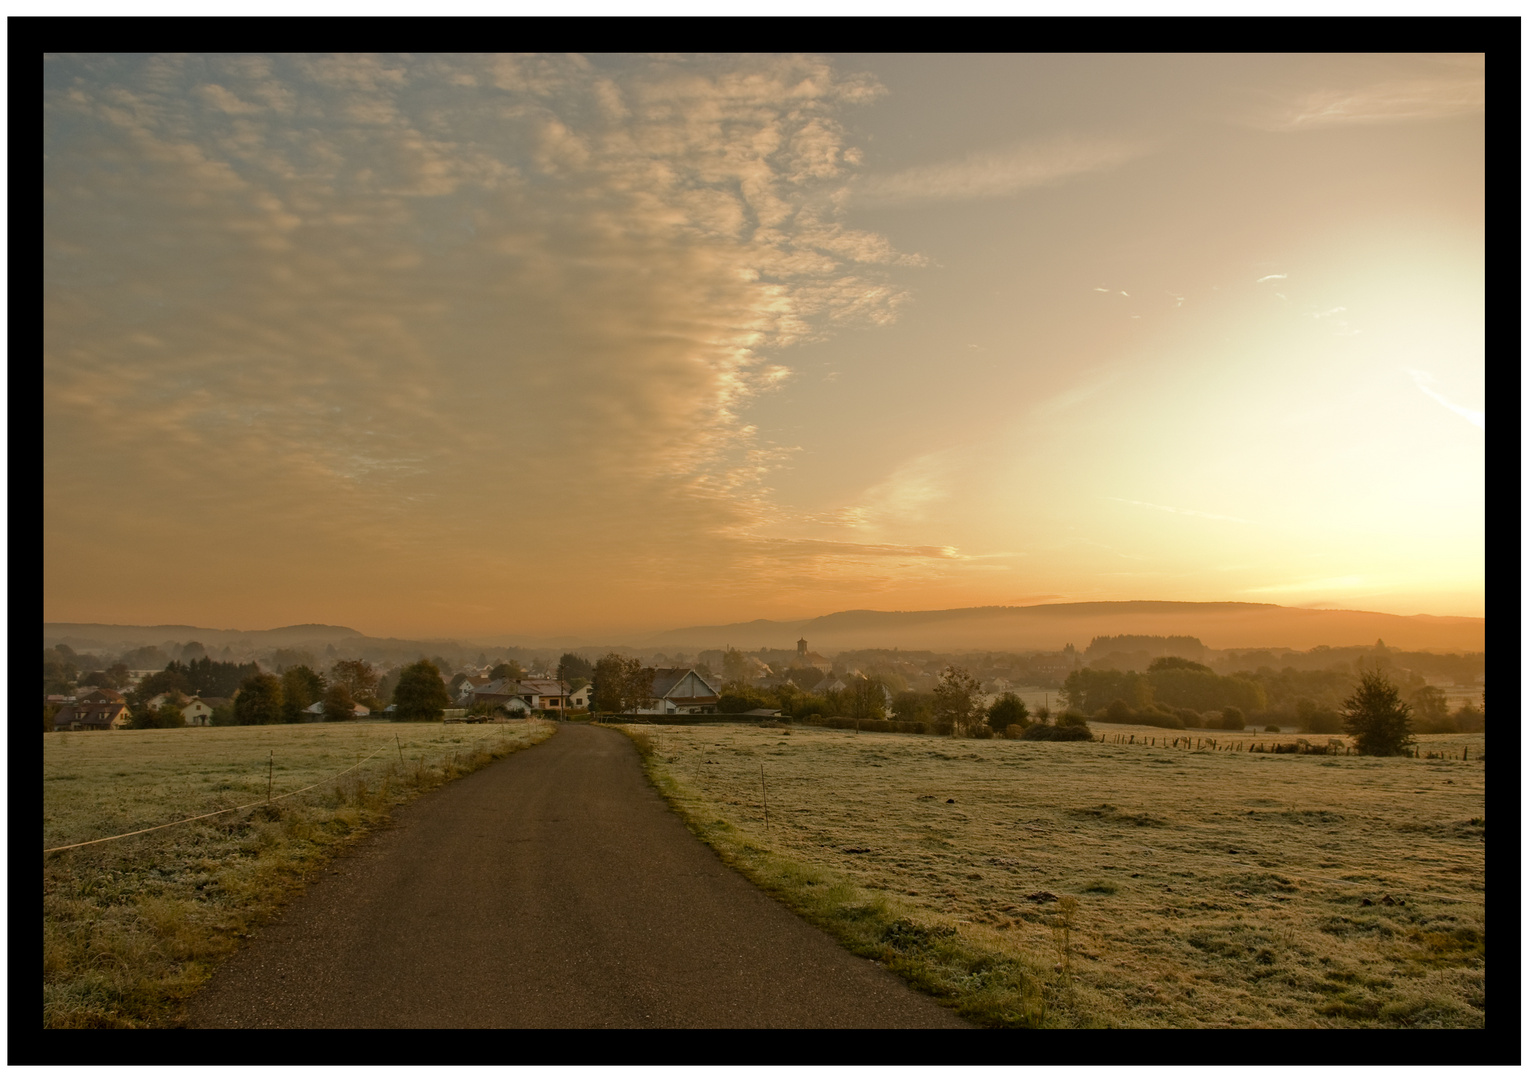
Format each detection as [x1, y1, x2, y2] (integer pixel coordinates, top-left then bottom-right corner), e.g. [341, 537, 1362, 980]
[44, 53, 1485, 641]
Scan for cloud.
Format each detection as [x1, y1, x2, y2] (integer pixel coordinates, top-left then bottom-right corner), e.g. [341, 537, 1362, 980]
[43, 54, 922, 625]
[1407, 369, 1484, 429]
[1248, 58, 1484, 131]
[855, 136, 1146, 205]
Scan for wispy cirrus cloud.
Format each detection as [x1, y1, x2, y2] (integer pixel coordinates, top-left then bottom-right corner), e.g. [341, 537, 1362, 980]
[854, 136, 1147, 205]
[44, 53, 924, 627]
[1408, 369, 1484, 429]
[1246, 56, 1483, 131]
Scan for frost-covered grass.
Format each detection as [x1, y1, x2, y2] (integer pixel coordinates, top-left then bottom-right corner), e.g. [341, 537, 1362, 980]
[42, 720, 554, 1028]
[623, 722, 1485, 1028]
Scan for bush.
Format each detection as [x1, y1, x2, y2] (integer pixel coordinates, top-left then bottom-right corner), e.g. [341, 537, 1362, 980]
[1021, 720, 1094, 741]
[1451, 702, 1484, 733]
[1104, 699, 1134, 724]
[1296, 698, 1344, 734]
[1218, 706, 1245, 731]
[1173, 708, 1203, 728]
[987, 692, 1030, 733]
[1134, 705, 1184, 729]
[1004, 724, 1026, 739]
[1265, 725, 1280, 733]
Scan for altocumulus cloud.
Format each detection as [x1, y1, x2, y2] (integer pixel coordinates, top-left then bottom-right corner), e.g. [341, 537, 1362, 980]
[44, 53, 922, 627]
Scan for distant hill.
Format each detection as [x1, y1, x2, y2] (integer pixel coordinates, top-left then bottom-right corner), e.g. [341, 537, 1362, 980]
[640, 601, 1484, 654]
[43, 623, 365, 652]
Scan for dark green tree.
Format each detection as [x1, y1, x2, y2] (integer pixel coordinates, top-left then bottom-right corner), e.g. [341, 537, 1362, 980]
[234, 672, 283, 726]
[131, 702, 187, 729]
[1342, 670, 1415, 756]
[491, 660, 527, 681]
[322, 683, 356, 723]
[891, 690, 935, 726]
[987, 692, 1030, 732]
[557, 653, 594, 682]
[132, 664, 193, 708]
[592, 653, 654, 716]
[80, 669, 119, 690]
[280, 665, 326, 724]
[392, 660, 451, 722]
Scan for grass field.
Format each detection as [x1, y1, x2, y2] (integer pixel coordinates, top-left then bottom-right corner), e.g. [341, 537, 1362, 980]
[42, 719, 554, 1028]
[623, 720, 1486, 1028]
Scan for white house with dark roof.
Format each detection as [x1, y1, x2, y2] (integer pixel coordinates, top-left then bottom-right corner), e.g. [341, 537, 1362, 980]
[637, 668, 720, 715]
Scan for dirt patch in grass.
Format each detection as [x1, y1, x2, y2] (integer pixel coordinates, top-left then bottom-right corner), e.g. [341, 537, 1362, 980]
[42, 720, 554, 1028]
[620, 722, 1485, 1028]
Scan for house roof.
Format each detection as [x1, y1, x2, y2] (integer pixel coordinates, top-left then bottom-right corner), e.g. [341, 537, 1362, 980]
[651, 668, 719, 699]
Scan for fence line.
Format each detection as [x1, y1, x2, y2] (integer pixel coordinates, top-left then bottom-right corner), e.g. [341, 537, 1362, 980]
[44, 739, 397, 855]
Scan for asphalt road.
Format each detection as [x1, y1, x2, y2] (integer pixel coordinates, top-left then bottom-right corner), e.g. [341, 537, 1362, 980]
[187, 722, 970, 1028]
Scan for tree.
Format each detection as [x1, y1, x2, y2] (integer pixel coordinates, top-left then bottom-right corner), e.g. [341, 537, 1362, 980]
[132, 665, 193, 708]
[322, 683, 356, 723]
[1407, 684, 1450, 727]
[491, 660, 526, 681]
[593, 653, 654, 716]
[722, 648, 751, 684]
[392, 660, 451, 722]
[330, 659, 380, 709]
[80, 669, 119, 690]
[280, 665, 326, 724]
[932, 665, 985, 737]
[557, 653, 594, 683]
[891, 690, 934, 726]
[1218, 706, 1246, 731]
[987, 692, 1030, 733]
[44, 649, 79, 695]
[1342, 670, 1415, 756]
[131, 701, 187, 729]
[842, 676, 887, 720]
[234, 672, 283, 726]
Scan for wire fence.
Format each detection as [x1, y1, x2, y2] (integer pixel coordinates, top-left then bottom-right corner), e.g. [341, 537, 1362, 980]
[43, 738, 401, 855]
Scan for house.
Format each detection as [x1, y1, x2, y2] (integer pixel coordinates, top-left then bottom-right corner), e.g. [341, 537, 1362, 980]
[809, 673, 849, 695]
[148, 693, 215, 726]
[54, 702, 130, 731]
[302, 701, 371, 720]
[568, 684, 591, 709]
[517, 679, 570, 712]
[638, 668, 720, 715]
[450, 673, 500, 705]
[465, 678, 541, 712]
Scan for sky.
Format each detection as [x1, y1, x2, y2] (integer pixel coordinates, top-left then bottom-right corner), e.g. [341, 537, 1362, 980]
[43, 53, 1486, 640]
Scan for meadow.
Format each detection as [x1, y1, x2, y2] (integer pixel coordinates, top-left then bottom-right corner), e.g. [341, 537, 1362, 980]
[42, 719, 554, 1028]
[623, 720, 1486, 1028]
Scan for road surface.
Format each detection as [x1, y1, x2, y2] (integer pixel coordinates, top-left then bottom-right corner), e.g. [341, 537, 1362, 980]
[187, 722, 970, 1028]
